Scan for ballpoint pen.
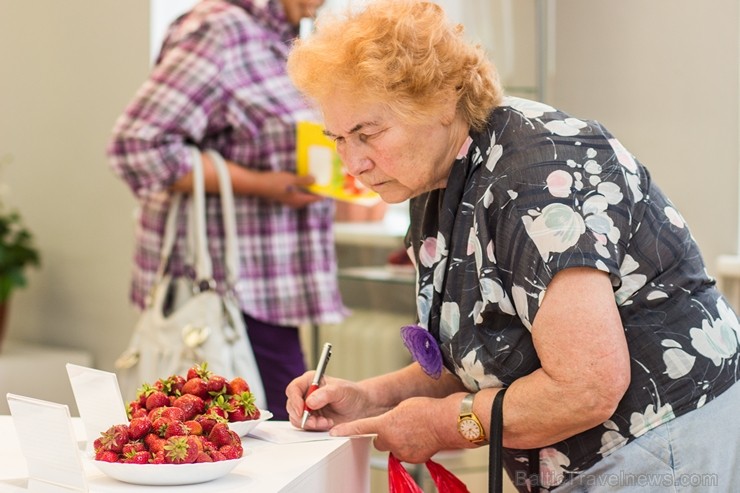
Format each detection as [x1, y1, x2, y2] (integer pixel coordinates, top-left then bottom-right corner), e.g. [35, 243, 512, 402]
[301, 342, 332, 429]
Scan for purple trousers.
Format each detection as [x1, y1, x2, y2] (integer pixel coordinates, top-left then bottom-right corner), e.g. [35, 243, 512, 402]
[242, 313, 306, 421]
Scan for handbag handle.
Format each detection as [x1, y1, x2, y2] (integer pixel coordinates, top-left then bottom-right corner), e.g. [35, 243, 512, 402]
[155, 147, 240, 291]
[206, 150, 240, 289]
[190, 145, 213, 285]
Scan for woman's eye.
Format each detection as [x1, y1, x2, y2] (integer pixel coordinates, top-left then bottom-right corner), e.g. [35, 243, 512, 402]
[358, 134, 369, 143]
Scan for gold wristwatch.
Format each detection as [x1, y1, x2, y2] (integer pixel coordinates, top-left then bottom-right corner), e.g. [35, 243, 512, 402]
[457, 393, 488, 445]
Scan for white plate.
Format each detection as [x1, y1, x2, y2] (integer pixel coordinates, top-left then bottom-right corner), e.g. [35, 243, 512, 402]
[228, 409, 273, 437]
[90, 454, 248, 486]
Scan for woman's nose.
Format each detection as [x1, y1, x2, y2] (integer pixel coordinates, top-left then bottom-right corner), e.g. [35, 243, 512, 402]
[338, 142, 372, 177]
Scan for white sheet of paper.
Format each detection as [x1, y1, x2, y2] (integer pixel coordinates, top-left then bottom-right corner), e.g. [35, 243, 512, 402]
[65, 363, 128, 453]
[248, 420, 338, 444]
[6, 393, 88, 492]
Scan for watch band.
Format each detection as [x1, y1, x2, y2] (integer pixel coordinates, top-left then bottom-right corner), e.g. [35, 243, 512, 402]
[460, 393, 475, 414]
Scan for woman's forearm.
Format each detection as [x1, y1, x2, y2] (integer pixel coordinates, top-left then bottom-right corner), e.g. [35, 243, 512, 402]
[170, 153, 268, 196]
[359, 363, 467, 414]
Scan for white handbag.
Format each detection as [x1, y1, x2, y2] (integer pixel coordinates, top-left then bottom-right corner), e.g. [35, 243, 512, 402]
[115, 148, 266, 409]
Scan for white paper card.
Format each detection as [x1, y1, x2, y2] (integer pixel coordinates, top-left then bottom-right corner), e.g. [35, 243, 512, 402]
[248, 421, 337, 444]
[6, 393, 88, 492]
[65, 364, 128, 454]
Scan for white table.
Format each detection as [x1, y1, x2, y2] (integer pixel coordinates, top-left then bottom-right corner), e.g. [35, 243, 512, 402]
[0, 417, 372, 492]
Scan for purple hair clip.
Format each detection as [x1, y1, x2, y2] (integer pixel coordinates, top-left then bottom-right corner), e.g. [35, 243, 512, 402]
[400, 324, 443, 379]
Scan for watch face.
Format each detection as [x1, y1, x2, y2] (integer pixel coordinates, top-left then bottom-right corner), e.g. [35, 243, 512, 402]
[459, 418, 483, 440]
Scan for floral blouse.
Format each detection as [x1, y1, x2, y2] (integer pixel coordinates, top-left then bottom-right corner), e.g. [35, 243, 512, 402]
[406, 97, 740, 489]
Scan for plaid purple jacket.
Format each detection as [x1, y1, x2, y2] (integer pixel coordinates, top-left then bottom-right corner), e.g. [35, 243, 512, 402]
[107, 0, 346, 326]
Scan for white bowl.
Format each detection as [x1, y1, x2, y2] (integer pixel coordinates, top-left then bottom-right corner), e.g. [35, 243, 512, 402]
[90, 454, 248, 486]
[227, 409, 273, 437]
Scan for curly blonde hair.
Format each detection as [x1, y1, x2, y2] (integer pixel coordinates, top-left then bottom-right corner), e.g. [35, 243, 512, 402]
[287, 0, 504, 131]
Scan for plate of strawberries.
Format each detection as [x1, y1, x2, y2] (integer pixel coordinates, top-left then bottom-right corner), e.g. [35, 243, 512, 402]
[126, 363, 271, 437]
[89, 364, 268, 485]
[91, 421, 249, 485]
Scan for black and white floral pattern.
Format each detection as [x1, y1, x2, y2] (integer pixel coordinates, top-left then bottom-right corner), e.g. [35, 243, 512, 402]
[406, 97, 740, 489]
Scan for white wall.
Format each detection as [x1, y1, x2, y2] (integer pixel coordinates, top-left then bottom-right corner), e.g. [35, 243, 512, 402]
[547, 0, 739, 270]
[0, 0, 149, 368]
[150, 0, 199, 62]
[0, 0, 738, 374]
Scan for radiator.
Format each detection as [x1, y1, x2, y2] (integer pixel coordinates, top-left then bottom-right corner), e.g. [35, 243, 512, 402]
[716, 255, 740, 312]
[301, 309, 414, 381]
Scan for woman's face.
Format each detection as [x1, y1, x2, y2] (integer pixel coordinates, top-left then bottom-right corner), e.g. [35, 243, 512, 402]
[321, 95, 465, 204]
[280, 0, 324, 26]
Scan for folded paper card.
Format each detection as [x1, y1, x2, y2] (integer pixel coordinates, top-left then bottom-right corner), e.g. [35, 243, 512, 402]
[6, 393, 88, 493]
[296, 121, 381, 205]
[65, 364, 128, 454]
[248, 420, 335, 444]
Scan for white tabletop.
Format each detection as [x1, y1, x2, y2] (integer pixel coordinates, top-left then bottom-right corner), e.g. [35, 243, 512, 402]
[0, 416, 371, 493]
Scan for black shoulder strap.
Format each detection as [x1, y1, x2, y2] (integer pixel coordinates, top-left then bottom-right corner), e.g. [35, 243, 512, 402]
[489, 389, 506, 493]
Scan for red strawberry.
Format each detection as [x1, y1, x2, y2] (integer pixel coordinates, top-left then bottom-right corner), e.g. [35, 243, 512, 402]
[152, 417, 173, 438]
[126, 400, 143, 420]
[219, 444, 242, 460]
[206, 375, 228, 395]
[144, 433, 166, 455]
[164, 420, 189, 438]
[228, 391, 260, 422]
[196, 451, 213, 463]
[130, 407, 148, 419]
[128, 417, 153, 440]
[122, 442, 146, 455]
[194, 412, 223, 435]
[184, 420, 203, 436]
[96, 425, 129, 453]
[123, 450, 151, 464]
[201, 438, 218, 454]
[161, 406, 185, 422]
[150, 451, 166, 464]
[209, 394, 234, 416]
[158, 374, 186, 396]
[186, 363, 212, 381]
[145, 390, 170, 411]
[229, 407, 246, 422]
[173, 393, 206, 421]
[163, 435, 199, 464]
[95, 449, 119, 462]
[207, 422, 234, 448]
[135, 383, 156, 407]
[147, 407, 164, 421]
[170, 374, 187, 394]
[227, 377, 250, 395]
[210, 450, 227, 462]
[182, 378, 209, 399]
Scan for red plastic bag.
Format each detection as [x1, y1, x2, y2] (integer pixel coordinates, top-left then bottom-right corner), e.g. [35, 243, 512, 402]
[388, 454, 470, 493]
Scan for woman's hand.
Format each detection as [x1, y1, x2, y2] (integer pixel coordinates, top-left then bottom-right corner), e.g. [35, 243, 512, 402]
[286, 372, 371, 430]
[263, 171, 323, 208]
[172, 154, 324, 209]
[330, 396, 450, 464]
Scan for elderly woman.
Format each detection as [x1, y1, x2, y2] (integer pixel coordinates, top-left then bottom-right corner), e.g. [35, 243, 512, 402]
[285, 0, 740, 491]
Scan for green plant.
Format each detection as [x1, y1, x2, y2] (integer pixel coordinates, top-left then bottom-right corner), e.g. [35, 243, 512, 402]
[0, 204, 40, 303]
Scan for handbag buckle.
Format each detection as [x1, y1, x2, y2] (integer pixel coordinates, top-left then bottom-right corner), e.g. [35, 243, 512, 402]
[114, 348, 140, 370]
[194, 278, 216, 294]
[182, 324, 212, 348]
